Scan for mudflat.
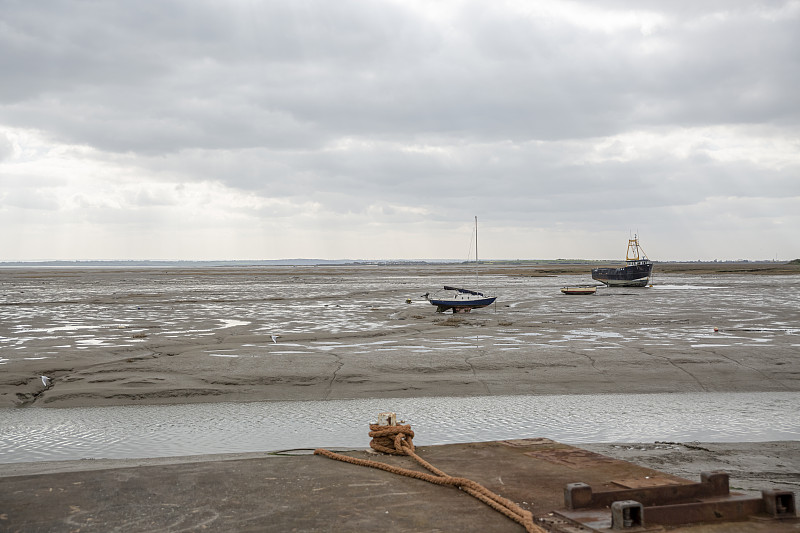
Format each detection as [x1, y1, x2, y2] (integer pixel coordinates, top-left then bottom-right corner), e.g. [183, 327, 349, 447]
[1, 262, 798, 409]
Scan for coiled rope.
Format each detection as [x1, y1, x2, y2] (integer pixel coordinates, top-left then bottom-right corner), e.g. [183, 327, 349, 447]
[314, 423, 545, 533]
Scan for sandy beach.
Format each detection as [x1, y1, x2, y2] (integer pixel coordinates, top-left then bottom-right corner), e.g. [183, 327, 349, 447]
[2, 262, 798, 408]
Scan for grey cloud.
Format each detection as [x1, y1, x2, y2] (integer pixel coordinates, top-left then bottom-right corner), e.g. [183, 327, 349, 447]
[107, 125, 798, 231]
[0, 133, 12, 160]
[0, 1, 434, 151]
[2, 1, 798, 157]
[1, 187, 60, 211]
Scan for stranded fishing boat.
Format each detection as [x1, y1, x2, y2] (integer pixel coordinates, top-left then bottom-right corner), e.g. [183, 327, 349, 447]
[426, 217, 497, 313]
[591, 235, 653, 287]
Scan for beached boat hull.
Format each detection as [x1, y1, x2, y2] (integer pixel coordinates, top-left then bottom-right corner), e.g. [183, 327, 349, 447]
[591, 262, 652, 287]
[560, 287, 597, 295]
[428, 296, 497, 313]
[592, 236, 653, 287]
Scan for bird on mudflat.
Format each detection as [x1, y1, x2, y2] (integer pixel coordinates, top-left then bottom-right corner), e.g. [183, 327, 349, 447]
[41, 375, 51, 388]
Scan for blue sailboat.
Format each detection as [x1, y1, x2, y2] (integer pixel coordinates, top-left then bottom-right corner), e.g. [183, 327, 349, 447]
[426, 286, 497, 313]
[426, 217, 497, 313]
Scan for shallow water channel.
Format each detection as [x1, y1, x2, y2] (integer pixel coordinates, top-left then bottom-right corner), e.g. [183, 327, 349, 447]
[2, 391, 798, 463]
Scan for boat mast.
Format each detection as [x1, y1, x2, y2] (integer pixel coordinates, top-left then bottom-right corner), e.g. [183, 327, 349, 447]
[626, 234, 649, 263]
[474, 216, 480, 286]
[626, 235, 639, 261]
[475, 216, 478, 263]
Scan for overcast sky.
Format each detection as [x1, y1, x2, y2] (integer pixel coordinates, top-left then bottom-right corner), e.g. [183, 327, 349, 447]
[1, 1, 798, 261]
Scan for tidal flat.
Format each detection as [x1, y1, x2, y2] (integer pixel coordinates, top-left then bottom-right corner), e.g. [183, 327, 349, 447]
[1, 262, 798, 408]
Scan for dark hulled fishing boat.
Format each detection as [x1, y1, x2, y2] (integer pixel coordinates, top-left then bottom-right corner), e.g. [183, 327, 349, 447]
[591, 236, 653, 287]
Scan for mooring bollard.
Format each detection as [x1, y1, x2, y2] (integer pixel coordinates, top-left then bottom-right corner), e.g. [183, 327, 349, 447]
[763, 489, 797, 518]
[611, 500, 644, 529]
[377, 412, 397, 426]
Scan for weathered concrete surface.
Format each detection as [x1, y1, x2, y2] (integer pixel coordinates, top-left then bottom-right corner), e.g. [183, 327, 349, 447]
[582, 441, 800, 497]
[1, 439, 797, 532]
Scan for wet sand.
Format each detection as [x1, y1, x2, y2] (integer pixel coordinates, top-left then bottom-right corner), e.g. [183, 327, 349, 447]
[1, 262, 799, 408]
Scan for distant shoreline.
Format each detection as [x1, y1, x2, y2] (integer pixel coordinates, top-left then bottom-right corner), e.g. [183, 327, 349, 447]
[1, 259, 798, 276]
[1, 258, 798, 268]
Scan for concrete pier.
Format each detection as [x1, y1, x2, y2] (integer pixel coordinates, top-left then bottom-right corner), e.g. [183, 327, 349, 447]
[2, 438, 796, 532]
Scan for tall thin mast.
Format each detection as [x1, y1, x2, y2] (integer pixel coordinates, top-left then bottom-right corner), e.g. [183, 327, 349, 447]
[475, 216, 478, 263]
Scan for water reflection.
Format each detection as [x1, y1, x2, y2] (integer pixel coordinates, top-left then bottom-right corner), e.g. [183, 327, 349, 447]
[1, 392, 798, 463]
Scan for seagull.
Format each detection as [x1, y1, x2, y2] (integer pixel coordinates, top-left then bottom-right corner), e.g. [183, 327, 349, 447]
[271, 335, 279, 344]
[41, 375, 51, 388]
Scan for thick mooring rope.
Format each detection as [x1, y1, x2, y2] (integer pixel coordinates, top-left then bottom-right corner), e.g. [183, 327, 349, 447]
[314, 423, 546, 533]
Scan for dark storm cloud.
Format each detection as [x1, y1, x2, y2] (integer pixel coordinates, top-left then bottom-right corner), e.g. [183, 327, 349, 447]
[2, 0, 798, 155]
[1, 0, 434, 152]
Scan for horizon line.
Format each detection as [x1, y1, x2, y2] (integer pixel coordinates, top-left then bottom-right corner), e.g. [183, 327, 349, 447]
[0, 258, 794, 266]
